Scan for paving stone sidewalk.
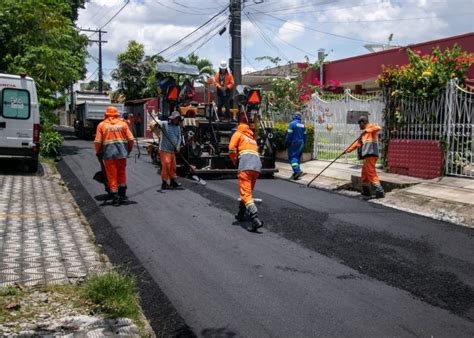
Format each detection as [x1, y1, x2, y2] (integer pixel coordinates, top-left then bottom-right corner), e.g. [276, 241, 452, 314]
[0, 164, 103, 287]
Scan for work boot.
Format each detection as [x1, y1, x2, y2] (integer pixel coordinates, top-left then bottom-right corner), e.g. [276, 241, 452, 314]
[118, 186, 128, 202]
[161, 181, 171, 190]
[111, 193, 120, 206]
[170, 179, 182, 188]
[235, 201, 247, 221]
[374, 184, 385, 199]
[293, 171, 303, 180]
[247, 203, 264, 232]
[361, 185, 371, 197]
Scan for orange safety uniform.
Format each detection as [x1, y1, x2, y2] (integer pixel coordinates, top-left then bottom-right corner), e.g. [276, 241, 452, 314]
[346, 123, 382, 189]
[94, 107, 134, 193]
[229, 124, 262, 208]
[214, 71, 235, 91]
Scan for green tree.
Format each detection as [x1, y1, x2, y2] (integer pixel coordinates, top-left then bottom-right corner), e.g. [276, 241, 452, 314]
[112, 41, 165, 100]
[81, 80, 112, 92]
[176, 53, 214, 75]
[0, 0, 88, 111]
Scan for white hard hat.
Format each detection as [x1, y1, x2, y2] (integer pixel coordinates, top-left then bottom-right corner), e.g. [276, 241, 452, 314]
[219, 60, 228, 69]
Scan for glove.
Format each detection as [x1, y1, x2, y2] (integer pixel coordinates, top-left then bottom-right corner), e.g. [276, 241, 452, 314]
[96, 153, 103, 160]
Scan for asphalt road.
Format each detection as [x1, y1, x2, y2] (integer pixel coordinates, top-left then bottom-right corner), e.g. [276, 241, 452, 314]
[59, 133, 474, 337]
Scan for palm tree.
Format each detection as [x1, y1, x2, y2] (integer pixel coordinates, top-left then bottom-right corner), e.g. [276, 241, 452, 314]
[176, 53, 214, 76]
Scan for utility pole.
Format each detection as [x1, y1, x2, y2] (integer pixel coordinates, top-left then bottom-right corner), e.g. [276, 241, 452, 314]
[98, 30, 104, 92]
[79, 28, 108, 92]
[230, 0, 242, 89]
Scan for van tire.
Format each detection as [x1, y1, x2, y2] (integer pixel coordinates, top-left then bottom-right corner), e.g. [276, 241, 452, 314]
[27, 159, 39, 173]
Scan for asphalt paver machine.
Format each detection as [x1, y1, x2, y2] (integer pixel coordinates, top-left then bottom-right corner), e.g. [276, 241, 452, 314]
[150, 62, 278, 177]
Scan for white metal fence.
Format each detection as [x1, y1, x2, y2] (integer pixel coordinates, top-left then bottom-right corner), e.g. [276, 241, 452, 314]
[445, 81, 473, 177]
[309, 90, 384, 162]
[384, 80, 473, 178]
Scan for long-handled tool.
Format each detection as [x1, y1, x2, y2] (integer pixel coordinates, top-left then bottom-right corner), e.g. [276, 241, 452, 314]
[93, 155, 110, 193]
[148, 113, 206, 186]
[305, 135, 362, 188]
[131, 119, 141, 162]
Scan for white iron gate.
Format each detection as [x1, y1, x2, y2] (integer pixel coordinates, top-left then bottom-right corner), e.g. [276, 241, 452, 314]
[445, 81, 474, 178]
[309, 90, 384, 162]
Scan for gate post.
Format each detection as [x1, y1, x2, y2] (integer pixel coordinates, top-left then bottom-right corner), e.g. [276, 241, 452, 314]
[444, 80, 455, 175]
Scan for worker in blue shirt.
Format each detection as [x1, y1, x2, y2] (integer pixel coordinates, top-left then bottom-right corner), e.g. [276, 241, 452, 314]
[285, 112, 306, 180]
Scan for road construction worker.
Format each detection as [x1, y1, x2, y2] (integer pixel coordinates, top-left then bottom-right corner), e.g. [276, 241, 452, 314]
[94, 106, 134, 206]
[122, 112, 132, 127]
[229, 121, 263, 232]
[134, 113, 143, 137]
[345, 116, 385, 199]
[285, 112, 306, 180]
[214, 60, 235, 120]
[151, 111, 183, 190]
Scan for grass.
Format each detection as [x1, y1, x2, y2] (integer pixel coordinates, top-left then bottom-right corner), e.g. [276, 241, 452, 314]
[81, 271, 141, 321]
[0, 271, 148, 336]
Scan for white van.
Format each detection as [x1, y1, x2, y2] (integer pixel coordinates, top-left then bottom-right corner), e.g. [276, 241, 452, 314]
[0, 73, 40, 172]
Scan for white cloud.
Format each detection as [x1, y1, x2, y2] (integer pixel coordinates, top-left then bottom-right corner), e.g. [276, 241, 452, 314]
[314, 0, 467, 44]
[277, 20, 305, 42]
[77, 0, 474, 83]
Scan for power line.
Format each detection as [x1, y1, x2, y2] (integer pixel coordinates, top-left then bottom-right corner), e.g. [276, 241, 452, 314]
[245, 13, 291, 62]
[89, 0, 130, 38]
[188, 18, 231, 55]
[171, 0, 222, 11]
[155, 5, 229, 56]
[164, 17, 229, 59]
[250, 0, 340, 14]
[154, 0, 209, 15]
[308, 13, 474, 24]
[252, 14, 319, 58]
[255, 10, 383, 44]
[253, 0, 389, 16]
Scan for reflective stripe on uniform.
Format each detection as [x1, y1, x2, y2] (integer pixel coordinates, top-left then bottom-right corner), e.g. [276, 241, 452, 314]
[239, 150, 259, 157]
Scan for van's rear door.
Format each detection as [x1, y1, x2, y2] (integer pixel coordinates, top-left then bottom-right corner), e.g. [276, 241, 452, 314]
[0, 87, 33, 149]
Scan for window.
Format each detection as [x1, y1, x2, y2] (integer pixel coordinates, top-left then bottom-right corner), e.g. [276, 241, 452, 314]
[1, 88, 30, 119]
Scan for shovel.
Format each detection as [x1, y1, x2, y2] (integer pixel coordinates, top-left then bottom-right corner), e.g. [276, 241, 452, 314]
[93, 156, 110, 193]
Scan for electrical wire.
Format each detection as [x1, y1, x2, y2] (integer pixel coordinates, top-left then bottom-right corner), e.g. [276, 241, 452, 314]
[171, 0, 223, 11]
[189, 23, 228, 55]
[245, 12, 291, 62]
[154, 5, 229, 56]
[163, 16, 229, 59]
[154, 0, 210, 15]
[254, 10, 383, 44]
[89, 0, 130, 38]
[249, 0, 340, 14]
[306, 13, 474, 24]
[250, 13, 319, 58]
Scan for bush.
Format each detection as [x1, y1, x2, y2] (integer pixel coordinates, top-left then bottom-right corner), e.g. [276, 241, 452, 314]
[82, 271, 140, 320]
[270, 121, 314, 153]
[40, 129, 63, 158]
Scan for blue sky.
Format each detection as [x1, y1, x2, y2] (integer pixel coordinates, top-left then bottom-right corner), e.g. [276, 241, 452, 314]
[77, 0, 474, 85]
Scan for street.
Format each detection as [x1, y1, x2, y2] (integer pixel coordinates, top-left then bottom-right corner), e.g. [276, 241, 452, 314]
[58, 133, 474, 337]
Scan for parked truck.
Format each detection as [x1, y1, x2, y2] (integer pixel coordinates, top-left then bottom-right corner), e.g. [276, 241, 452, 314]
[73, 91, 124, 139]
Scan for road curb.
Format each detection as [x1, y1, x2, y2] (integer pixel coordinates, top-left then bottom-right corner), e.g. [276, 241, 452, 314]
[56, 159, 196, 338]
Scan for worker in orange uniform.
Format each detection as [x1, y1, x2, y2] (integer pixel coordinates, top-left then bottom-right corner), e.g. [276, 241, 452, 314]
[94, 106, 135, 206]
[151, 111, 183, 190]
[345, 116, 385, 199]
[214, 61, 235, 120]
[229, 121, 263, 232]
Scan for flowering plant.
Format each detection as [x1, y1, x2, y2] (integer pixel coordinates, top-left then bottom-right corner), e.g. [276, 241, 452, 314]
[264, 57, 341, 117]
[377, 45, 474, 98]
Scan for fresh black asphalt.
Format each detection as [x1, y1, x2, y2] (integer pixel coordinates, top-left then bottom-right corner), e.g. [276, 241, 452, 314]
[58, 133, 474, 337]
